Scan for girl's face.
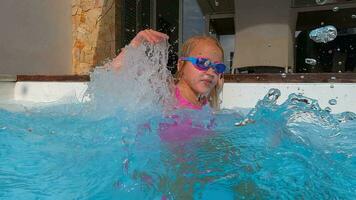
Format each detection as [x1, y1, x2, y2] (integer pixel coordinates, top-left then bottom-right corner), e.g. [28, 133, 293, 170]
[179, 40, 223, 96]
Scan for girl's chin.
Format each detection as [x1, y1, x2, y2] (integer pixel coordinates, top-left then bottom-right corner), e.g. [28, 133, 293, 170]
[194, 86, 212, 95]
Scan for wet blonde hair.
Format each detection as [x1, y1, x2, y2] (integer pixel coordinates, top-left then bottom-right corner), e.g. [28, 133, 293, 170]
[175, 35, 224, 111]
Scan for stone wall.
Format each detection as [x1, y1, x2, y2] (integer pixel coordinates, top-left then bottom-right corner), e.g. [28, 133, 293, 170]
[72, 0, 117, 74]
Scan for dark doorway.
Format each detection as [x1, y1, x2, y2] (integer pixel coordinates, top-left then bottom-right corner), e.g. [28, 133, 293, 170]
[118, 0, 179, 73]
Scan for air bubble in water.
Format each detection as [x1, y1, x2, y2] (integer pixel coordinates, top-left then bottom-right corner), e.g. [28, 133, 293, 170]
[332, 7, 339, 12]
[309, 25, 337, 43]
[315, 0, 327, 5]
[328, 99, 337, 105]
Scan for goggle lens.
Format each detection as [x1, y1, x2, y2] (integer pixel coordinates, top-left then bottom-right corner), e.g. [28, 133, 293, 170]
[182, 57, 226, 74]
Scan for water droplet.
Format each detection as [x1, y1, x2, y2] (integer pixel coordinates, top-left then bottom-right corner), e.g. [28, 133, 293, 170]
[337, 48, 341, 51]
[328, 99, 337, 105]
[330, 84, 334, 88]
[281, 73, 286, 78]
[305, 58, 317, 65]
[328, 50, 333, 54]
[309, 25, 337, 43]
[320, 21, 325, 25]
[325, 107, 332, 112]
[338, 70, 342, 73]
[338, 61, 342, 65]
[267, 44, 272, 47]
[214, 0, 219, 6]
[235, 118, 254, 126]
[264, 88, 281, 102]
[300, 75, 304, 79]
[352, 14, 356, 19]
[332, 7, 339, 12]
[315, 0, 327, 5]
[330, 76, 336, 80]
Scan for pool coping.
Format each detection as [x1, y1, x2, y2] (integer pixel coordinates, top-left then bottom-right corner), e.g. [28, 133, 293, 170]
[224, 73, 356, 83]
[2, 73, 354, 83]
[16, 75, 90, 82]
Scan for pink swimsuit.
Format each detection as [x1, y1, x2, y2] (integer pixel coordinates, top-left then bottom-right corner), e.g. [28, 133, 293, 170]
[174, 87, 207, 110]
[158, 87, 213, 142]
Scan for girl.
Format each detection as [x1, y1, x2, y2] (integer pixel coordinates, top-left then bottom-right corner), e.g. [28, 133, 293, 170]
[112, 31, 230, 198]
[111, 29, 225, 111]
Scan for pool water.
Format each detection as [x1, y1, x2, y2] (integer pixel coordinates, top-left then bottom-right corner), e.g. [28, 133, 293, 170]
[0, 43, 355, 199]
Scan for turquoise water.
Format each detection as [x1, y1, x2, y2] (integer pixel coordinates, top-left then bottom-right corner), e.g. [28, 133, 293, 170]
[1, 43, 355, 199]
[0, 91, 355, 199]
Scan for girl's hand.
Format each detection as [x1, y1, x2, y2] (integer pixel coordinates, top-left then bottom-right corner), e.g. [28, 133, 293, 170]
[111, 29, 169, 69]
[130, 29, 169, 47]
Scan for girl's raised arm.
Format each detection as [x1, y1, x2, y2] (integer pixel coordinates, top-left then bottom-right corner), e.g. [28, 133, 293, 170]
[111, 29, 169, 69]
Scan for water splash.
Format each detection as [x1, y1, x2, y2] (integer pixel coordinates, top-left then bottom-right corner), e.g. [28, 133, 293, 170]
[236, 89, 344, 141]
[329, 99, 337, 105]
[315, 0, 327, 5]
[83, 42, 175, 121]
[332, 7, 339, 12]
[309, 25, 337, 43]
[1, 40, 356, 198]
[305, 58, 317, 65]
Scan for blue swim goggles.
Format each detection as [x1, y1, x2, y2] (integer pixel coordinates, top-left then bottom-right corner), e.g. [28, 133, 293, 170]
[179, 57, 226, 74]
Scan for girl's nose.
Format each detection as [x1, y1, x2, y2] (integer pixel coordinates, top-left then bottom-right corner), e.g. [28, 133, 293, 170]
[206, 67, 218, 76]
